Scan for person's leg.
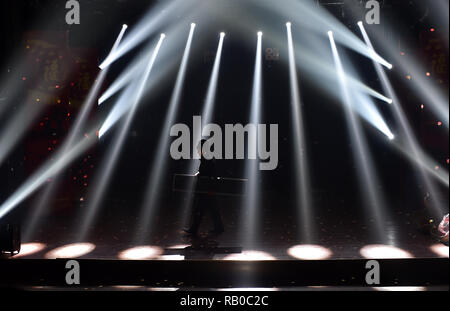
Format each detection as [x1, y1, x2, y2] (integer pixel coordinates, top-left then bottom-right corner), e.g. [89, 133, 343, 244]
[185, 195, 205, 235]
[208, 197, 224, 233]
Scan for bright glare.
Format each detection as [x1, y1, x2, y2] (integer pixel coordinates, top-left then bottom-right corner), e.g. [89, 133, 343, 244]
[286, 22, 292, 27]
[220, 32, 226, 37]
[159, 255, 185, 260]
[118, 246, 163, 260]
[45, 243, 96, 259]
[218, 288, 279, 292]
[374, 287, 426, 292]
[360, 245, 414, 259]
[257, 31, 263, 36]
[149, 288, 180, 291]
[14, 243, 46, 258]
[287, 245, 333, 260]
[123, 24, 128, 29]
[223, 250, 276, 261]
[430, 244, 449, 258]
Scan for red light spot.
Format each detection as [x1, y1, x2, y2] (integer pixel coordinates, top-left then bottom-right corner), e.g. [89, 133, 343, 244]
[67, 113, 71, 117]
[420, 104, 425, 110]
[437, 121, 443, 126]
[446, 159, 450, 165]
[48, 147, 52, 151]
[73, 177, 77, 181]
[430, 28, 435, 32]
[22, 77, 27, 81]
[426, 72, 431, 76]
[400, 52, 405, 56]
[83, 175, 88, 179]
[39, 122, 44, 127]
[55, 85, 60, 89]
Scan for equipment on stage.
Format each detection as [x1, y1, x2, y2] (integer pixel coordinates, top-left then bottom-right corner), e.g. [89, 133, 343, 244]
[0, 223, 21, 256]
[172, 174, 248, 197]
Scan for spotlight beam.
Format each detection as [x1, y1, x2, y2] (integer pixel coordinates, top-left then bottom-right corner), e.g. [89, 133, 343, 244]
[76, 35, 166, 241]
[358, 23, 448, 218]
[353, 17, 448, 126]
[0, 63, 31, 119]
[219, 11, 392, 105]
[286, 22, 315, 243]
[246, 0, 392, 69]
[0, 26, 134, 220]
[99, 0, 193, 69]
[329, 31, 389, 242]
[98, 12, 204, 135]
[0, 128, 98, 220]
[241, 31, 263, 248]
[176, 32, 226, 236]
[0, 98, 45, 165]
[134, 23, 197, 242]
[202, 33, 226, 127]
[23, 25, 128, 240]
[98, 57, 147, 105]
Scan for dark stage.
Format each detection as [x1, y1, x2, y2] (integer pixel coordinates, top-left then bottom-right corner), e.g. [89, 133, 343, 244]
[0, 0, 448, 296]
[7, 197, 449, 261]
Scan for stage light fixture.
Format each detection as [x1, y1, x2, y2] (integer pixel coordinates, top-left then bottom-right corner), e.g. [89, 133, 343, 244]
[0, 223, 21, 255]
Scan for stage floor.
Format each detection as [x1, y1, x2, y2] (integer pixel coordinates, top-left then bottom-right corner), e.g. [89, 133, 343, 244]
[10, 197, 449, 261]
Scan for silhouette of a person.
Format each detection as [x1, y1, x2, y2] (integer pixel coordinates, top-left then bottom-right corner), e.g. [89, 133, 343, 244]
[183, 139, 224, 236]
